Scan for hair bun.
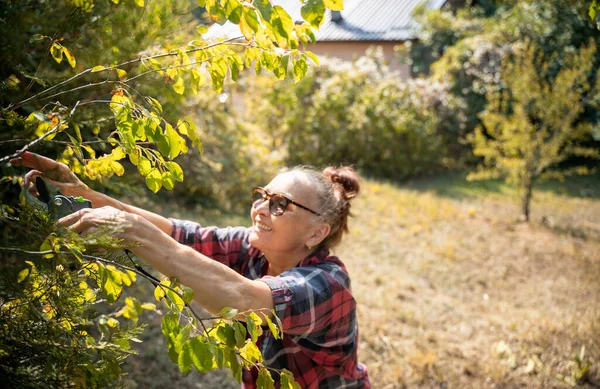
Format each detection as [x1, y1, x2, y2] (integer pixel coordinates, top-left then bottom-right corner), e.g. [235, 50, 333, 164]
[323, 166, 360, 200]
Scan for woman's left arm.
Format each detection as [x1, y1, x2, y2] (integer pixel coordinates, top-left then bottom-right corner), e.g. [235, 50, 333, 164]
[58, 207, 274, 317]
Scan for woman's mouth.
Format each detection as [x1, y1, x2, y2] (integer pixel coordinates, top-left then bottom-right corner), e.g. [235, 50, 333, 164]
[255, 221, 272, 232]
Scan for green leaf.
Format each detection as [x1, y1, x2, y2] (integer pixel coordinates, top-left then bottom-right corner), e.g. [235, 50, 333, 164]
[166, 285, 185, 312]
[233, 321, 247, 348]
[145, 168, 163, 193]
[274, 54, 289, 80]
[166, 123, 184, 159]
[146, 96, 163, 113]
[228, 348, 242, 384]
[190, 337, 214, 372]
[242, 6, 260, 32]
[161, 312, 180, 338]
[217, 323, 236, 348]
[225, 0, 242, 24]
[181, 286, 194, 304]
[209, 57, 228, 92]
[178, 340, 194, 374]
[166, 161, 184, 182]
[17, 268, 30, 283]
[228, 54, 244, 82]
[138, 157, 152, 176]
[219, 306, 238, 319]
[253, 0, 272, 21]
[280, 369, 301, 389]
[257, 367, 275, 389]
[99, 265, 123, 304]
[301, 0, 325, 29]
[40, 234, 56, 259]
[304, 51, 320, 66]
[197, 25, 208, 34]
[292, 58, 308, 83]
[162, 171, 175, 190]
[323, 0, 343, 11]
[270, 6, 294, 48]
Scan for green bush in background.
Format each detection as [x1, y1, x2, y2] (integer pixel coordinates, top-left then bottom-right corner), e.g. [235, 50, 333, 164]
[243, 48, 456, 180]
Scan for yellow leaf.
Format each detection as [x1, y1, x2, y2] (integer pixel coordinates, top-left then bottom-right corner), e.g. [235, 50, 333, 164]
[135, 0, 144, 6]
[91, 65, 106, 72]
[17, 268, 29, 283]
[62, 46, 76, 68]
[172, 76, 185, 95]
[107, 318, 119, 327]
[116, 68, 127, 80]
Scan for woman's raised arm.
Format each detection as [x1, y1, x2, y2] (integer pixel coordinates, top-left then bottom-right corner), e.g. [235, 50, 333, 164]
[9, 152, 174, 236]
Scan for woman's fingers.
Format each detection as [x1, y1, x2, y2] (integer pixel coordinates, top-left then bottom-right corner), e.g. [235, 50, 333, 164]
[57, 207, 130, 237]
[22, 170, 44, 197]
[10, 152, 57, 171]
[10, 152, 78, 183]
[57, 209, 87, 228]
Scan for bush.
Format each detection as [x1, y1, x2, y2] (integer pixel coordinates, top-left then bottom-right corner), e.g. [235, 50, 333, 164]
[244, 48, 456, 181]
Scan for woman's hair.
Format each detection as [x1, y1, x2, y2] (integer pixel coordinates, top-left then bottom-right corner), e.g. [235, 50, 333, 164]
[288, 166, 361, 249]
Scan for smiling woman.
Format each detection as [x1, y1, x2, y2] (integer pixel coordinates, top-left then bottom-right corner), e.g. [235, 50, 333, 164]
[10, 153, 370, 388]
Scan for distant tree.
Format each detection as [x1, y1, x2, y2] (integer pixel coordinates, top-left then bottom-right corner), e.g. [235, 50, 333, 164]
[468, 41, 600, 221]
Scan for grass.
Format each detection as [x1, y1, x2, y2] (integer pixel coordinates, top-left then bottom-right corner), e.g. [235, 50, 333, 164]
[123, 173, 600, 388]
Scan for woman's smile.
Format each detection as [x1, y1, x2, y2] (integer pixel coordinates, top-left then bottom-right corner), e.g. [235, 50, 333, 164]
[254, 220, 272, 232]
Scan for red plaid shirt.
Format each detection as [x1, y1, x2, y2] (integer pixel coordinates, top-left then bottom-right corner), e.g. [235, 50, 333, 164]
[171, 219, 370, 389]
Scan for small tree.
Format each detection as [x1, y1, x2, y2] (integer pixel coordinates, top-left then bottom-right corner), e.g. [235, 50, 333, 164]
[468, 41, 600, 221]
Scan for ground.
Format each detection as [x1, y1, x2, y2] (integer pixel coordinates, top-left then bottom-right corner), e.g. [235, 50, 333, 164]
[122, 172, 600, 388]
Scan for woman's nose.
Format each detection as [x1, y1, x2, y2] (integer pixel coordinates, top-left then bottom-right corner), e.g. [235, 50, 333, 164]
[253, 198, 270, 215]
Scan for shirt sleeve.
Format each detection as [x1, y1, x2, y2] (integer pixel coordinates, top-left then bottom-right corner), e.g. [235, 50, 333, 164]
[170, 218, 251, 274]
[260, 262, 357, 348]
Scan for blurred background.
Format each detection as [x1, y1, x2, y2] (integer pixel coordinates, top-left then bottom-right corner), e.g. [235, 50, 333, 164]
[1, 0, 599, 388]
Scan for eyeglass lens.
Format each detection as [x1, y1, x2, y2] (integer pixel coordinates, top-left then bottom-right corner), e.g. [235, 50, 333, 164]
[252, 188, 289, 216]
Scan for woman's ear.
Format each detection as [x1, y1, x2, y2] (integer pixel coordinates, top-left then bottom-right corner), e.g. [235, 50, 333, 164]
[306, 223, 331, 248]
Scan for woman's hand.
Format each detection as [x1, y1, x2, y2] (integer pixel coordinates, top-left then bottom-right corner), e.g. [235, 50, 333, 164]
[9, 151, 89, 198]
[58, 206, 140, 240]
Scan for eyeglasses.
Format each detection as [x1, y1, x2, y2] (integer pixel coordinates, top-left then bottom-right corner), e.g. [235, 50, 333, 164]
[252, 187, 321, 216]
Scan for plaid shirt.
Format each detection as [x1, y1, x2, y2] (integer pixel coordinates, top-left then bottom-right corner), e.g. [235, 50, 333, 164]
[171, 219, 370, 389]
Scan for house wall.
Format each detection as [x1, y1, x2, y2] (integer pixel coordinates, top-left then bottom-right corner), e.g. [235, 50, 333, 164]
[308, 41, 412, 78]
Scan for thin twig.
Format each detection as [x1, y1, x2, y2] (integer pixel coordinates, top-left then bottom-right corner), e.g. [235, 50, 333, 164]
[0, 122, 61, 164]
[41, 79, 119, 101]
[0, 101, 80, 164]
[9, 70, 91, 111]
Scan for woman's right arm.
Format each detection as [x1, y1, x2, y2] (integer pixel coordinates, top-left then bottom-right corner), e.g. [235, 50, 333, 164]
[10, 152, 174, 235]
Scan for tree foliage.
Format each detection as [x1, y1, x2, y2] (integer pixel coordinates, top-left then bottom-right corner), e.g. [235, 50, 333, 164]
[1, 0, 344, 387]
[404, 0, 600, 158]
[468, 41, 600, 221]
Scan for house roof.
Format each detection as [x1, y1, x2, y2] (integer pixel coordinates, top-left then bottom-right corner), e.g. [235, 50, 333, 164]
[205, 0, 448, 42]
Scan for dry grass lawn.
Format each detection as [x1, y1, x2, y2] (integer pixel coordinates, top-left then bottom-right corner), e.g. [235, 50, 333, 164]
[340, 175, 600, 389]
[123, 173, 600, 389]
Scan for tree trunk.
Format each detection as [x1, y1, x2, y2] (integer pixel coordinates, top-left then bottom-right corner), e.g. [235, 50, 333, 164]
[521, 176, 534, 222]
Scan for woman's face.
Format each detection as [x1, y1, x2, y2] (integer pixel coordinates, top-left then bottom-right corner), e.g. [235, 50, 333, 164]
[249, 172, 322, 256]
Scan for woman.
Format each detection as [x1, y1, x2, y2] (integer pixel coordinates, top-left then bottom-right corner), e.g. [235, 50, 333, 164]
[10, 152, 370, 388]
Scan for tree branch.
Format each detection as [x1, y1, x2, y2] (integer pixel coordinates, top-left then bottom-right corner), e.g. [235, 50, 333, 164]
[7, 36, 246, 111]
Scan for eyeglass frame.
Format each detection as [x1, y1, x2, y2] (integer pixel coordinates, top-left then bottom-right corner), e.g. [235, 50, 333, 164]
[252, 187, 321, 216]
